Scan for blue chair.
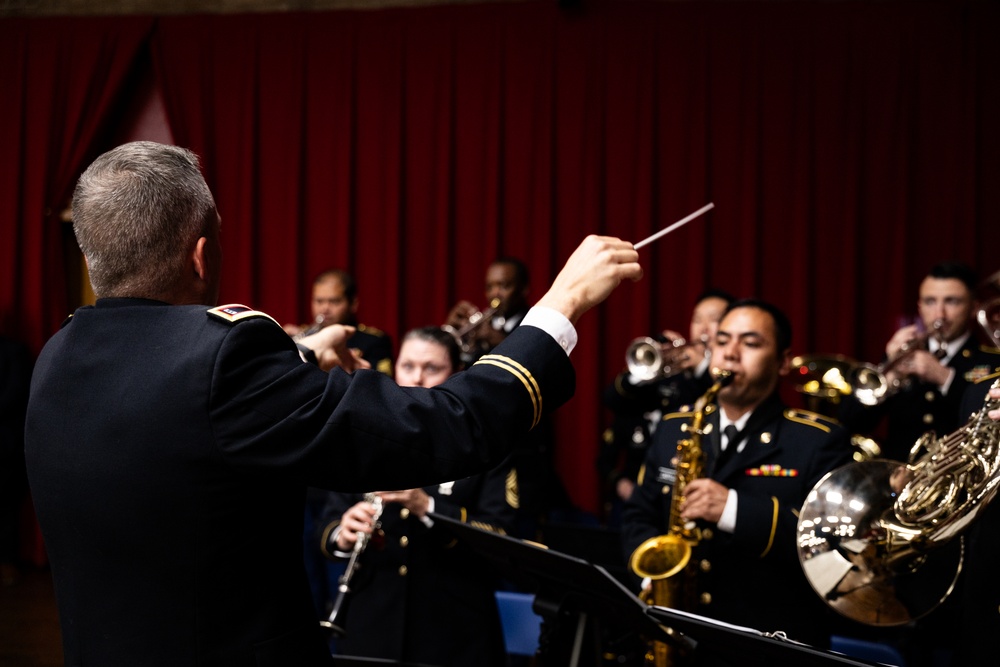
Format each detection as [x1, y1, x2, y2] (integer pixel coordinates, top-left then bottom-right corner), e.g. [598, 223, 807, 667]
[830, 635, 907, 666]
[495, 591, 542, 656]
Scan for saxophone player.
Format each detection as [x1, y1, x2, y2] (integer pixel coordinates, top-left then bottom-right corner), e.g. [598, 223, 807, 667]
[621, 299, 853, 654]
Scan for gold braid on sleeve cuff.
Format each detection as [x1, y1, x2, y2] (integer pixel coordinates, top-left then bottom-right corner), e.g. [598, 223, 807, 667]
[473, 354, 542, 428]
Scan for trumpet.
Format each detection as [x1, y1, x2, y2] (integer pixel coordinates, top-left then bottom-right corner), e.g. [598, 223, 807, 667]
[292, 314, 329, 340]
[849, 319, 944, 406]
[442, 298, 502, 353]
[625, 334, 708, 384]
[977, 297, 1000, 349]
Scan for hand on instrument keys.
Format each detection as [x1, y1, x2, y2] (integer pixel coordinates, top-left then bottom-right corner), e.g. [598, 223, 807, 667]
[680, 478, 730, 524]
[376, 488, 432, 519]
[534, 235, 643, 325]
[297, 324, 371, 373]
[335, 499, 382, 551]
[989, 387, 1000, 421]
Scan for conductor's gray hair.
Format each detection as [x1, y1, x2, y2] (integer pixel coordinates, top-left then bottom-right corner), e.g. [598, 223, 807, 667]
[72, 141, 217, 298]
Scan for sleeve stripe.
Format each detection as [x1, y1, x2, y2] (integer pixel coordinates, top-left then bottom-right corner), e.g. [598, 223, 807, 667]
[759, 497, 779, 558]
[473, 354, 542, 428]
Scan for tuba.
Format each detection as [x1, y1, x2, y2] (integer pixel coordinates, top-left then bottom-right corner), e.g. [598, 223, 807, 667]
[797, 377, 1000, 625]
[628, 368, 733, 665]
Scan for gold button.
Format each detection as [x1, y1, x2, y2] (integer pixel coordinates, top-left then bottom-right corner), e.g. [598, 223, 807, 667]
[398, 565, 408, 576]
[662, 485, 671, 495]
[923, 414, 934, 424]
[760, 432, 772, 444]
[702, 528, 714, 540]
[700, 592, 712, 605]
[400, 508, 410, 520]
[399, 536, 409, 548]
[924, 391, 935, 402]
[699, 559, 711, 573]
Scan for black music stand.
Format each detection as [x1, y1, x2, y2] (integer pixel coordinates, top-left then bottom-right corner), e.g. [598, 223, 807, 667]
[432, 513, 892, 667]
[645, 607, 892, 667]
[429, 512, 687, 667]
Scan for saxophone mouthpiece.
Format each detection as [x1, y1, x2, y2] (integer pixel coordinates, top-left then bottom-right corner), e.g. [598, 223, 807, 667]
[711, 368, 734, 387]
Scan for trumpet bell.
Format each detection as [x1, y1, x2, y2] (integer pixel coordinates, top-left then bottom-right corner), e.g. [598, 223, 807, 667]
[625, 337, 667, 383]
[797, 460, 963, 626]
[849, 364, 890, 407]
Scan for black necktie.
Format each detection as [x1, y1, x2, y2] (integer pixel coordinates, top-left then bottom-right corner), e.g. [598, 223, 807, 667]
[717, 424, 740, 470]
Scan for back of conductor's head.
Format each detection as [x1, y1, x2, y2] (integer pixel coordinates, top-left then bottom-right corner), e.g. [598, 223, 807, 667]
[72, 141, 218, 302]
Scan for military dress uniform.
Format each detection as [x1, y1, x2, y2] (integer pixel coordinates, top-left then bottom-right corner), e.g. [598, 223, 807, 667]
[318, 460, 518, 666]
[839, 337, 1000, 462]
[621, 393, 853, 649]
[599, 366, 713, 519]
[343, 321, 393, 376]
[25, 298, 574, 667]
[950, 368, 1000, 666]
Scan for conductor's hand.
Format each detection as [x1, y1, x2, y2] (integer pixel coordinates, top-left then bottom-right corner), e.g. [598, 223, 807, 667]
[335, 500, 381, 551]
[680, 478, 729, 524]
[298, 325, 371, 373]
[377, 488, 432, 519]
[535, 235, 642, 325]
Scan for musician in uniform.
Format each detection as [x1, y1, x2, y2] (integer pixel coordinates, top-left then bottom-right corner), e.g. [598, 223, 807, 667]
[319, 327, 515, 666]
[446, 257, 572, 538]
[284, 269, 393, 376]
[24, 141, 642, 667]
[599, 289, 734, 523]
[839, 261, 1000, 462]
[621, 299, 853, 652]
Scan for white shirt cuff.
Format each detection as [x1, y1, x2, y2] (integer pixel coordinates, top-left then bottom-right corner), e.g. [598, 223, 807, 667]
[420, 496, 436, 527]
[717, 489, 738, 533]
[521, 306, 577, 356]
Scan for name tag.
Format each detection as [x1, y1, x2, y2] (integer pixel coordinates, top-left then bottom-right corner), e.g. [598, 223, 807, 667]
[655, 467, 677, 485]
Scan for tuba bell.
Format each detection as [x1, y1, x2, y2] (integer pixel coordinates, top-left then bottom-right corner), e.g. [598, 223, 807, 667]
[797, 378, 1000, 626]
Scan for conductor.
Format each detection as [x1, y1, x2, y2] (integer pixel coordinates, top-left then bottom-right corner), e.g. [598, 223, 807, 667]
[24, 141, 641, 667]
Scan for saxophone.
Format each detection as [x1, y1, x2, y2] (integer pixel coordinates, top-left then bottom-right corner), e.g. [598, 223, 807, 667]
[628, 368, 733, 666]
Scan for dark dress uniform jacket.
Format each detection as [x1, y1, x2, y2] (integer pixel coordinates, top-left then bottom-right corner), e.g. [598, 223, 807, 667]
[621, 393, 853, 647]
[319, 460, 516, 666]
[25, 298, 574, 667]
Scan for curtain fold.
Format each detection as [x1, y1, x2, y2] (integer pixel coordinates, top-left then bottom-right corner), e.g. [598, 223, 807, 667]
[0, 17, 153, 352]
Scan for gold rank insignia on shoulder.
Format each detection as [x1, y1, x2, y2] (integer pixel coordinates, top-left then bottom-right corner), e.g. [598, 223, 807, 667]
[783, 408, 833, 433]
[357, 323, 386, 337]
[207, 304, 280, 327]
[966, 365, 999, 384]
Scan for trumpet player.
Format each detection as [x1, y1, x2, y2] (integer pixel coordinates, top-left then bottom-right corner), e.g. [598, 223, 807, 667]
[318, 327, 514, 666]
[283, 269, 394, 376]
[599, 290, 733, 519]
[621, 299, 852, 651]
[443, 256, 531, 365]
[840, 261, 999, 463]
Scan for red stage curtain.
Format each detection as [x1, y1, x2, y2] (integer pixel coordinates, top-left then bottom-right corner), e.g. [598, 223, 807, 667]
[4, 2, 996, 514]
[0, 17, 153, 352]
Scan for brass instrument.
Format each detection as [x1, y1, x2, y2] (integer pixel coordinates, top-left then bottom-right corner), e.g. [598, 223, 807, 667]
[625, 335, 709, 384]
[977, 297, 1000, 349]
[849, 319, 945, 406]
[797, 377, 1000, 626]
[442, 297, 502, 353]
[628, 368, 733, 665]
[292, 315, 329, 340]
[320, 492, 384, 636]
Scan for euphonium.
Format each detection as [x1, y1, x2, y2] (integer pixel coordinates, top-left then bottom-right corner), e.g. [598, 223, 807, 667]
[628, 368, 733, 666]
[320, 492, 384, 636]
[797, 377, 1000, 626]
[849, 319, 945, 406]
